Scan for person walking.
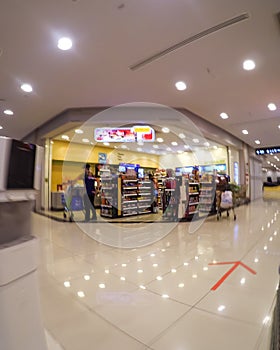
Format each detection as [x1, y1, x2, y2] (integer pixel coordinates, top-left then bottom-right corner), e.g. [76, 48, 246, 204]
[83, 163, 97, 222]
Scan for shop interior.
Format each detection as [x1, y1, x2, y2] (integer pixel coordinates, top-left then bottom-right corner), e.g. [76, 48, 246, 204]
[42, 118, 242, 223]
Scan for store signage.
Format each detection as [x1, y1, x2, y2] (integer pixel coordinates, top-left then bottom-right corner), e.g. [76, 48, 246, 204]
[98, 152, 107, 164]
[94, 126, 155, 143]
[255, 147, 280, 155]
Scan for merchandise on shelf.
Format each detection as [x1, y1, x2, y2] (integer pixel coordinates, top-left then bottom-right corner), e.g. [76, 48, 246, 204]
[199, 181, 216, 215]
[162, 177, 180, 221]
[184, 181, 200, 219]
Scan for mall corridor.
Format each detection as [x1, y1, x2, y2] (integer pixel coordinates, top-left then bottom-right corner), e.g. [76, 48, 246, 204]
[34, 194, 280, 350]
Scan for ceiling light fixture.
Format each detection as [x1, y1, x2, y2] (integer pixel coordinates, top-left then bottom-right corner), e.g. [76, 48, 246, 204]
[82, 138, 89, 143]
[4, 109, 13, 115]
[220, 112, 229, 119]
[171, 141, 178, 146]
[255, 140, 261, 145]
[267, 103, 277, 111]
[175, 81, 187, 91]
[162, 127, 170, 133]
[0, 125, 3, 130]
[193, 138, 199, 143]
[103, 142, 110, 146]
[57, 37, 73, 51]
[157, 137, 164, 143]
[75, 129, 83, 134]
[20, 83, 33, 93]
[243, 59, 256, 71]
[178, 133, 186, 139]
[61, 135, 69, 140]
[242, 129, 249, 135]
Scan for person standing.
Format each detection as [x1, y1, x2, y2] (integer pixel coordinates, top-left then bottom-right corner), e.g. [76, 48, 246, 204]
[83, 163, 97, 222]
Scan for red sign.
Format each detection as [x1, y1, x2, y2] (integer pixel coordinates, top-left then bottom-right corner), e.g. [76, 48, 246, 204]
[94, 126, 155, 143]
[208, 261, 257, 291]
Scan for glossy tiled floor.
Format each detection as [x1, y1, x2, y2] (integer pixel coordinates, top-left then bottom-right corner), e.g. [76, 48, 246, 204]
[34, 194, 280, 350]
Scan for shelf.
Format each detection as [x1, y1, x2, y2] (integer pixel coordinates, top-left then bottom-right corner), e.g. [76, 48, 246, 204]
[189, 192, 199, 195]
[123, 212, 138, 216]
[189, 201, 199, 205]
[101, 205, 112, 208]
[122, 199, 138, 203]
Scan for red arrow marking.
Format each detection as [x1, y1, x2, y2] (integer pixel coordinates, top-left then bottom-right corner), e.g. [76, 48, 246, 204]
[209, 261, 257, 291]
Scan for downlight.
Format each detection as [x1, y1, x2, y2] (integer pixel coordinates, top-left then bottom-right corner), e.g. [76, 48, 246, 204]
[57, 37, 73, 51]
[21, 83, 33, 92]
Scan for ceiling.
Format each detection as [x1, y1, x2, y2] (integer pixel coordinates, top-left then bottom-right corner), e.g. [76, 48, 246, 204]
[0, 0, 280, 169]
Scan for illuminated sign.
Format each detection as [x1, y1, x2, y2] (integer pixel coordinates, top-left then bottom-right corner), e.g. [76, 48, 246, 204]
[255, 147, 280, 155]
[94, 126, 155, 143]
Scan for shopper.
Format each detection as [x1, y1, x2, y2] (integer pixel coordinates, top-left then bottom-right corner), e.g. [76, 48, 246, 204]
[149, 174, 159, 213]
[83, 163, 97, 222]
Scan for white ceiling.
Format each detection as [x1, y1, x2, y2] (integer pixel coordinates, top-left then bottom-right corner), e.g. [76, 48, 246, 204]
[0, 0, 280, 167]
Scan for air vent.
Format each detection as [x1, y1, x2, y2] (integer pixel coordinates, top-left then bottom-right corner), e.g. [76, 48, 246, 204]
[130, 12, 250, 71]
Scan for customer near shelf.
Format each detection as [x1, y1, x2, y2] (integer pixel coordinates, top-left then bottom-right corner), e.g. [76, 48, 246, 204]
[149, 174, 159, 213]
[83, 163, 97, 222]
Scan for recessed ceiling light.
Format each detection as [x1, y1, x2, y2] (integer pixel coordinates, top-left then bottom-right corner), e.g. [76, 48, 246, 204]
[278, 125, 280, 129]
[204, 142, 210, 147]
[177, 150, 184, 154]
[153, 144, 159, 149]
[103, 142, 110, 146]
[220, 112, 229, 119]
[171, 141, 178, 146]
[178, 133, 186, 139]
[184, 144, 190, 149]
[61, 135, 69, 140]
[162, 127, 170, 133]
[137, 147, 142, 152]
[21, 83, 33, 93]
[4, 109, 13, 115]
[151, 150, 156, 153]
[192, 138, 199, 143]
[157, 137, 164, 143]
[82, 138, 90, 143]
[121, 145, 128, 149]
[166, 147, 172, 151]
[267, 103, 277, 111]
[75, 129, 83, 134]
[255, 140, 261, 145]
[242, 129, 249, 135]
[243, 59, 255, 71]
[175, 81, 187, 91]
[57, 37, 73, 51]
[0, 125, 3, 130]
